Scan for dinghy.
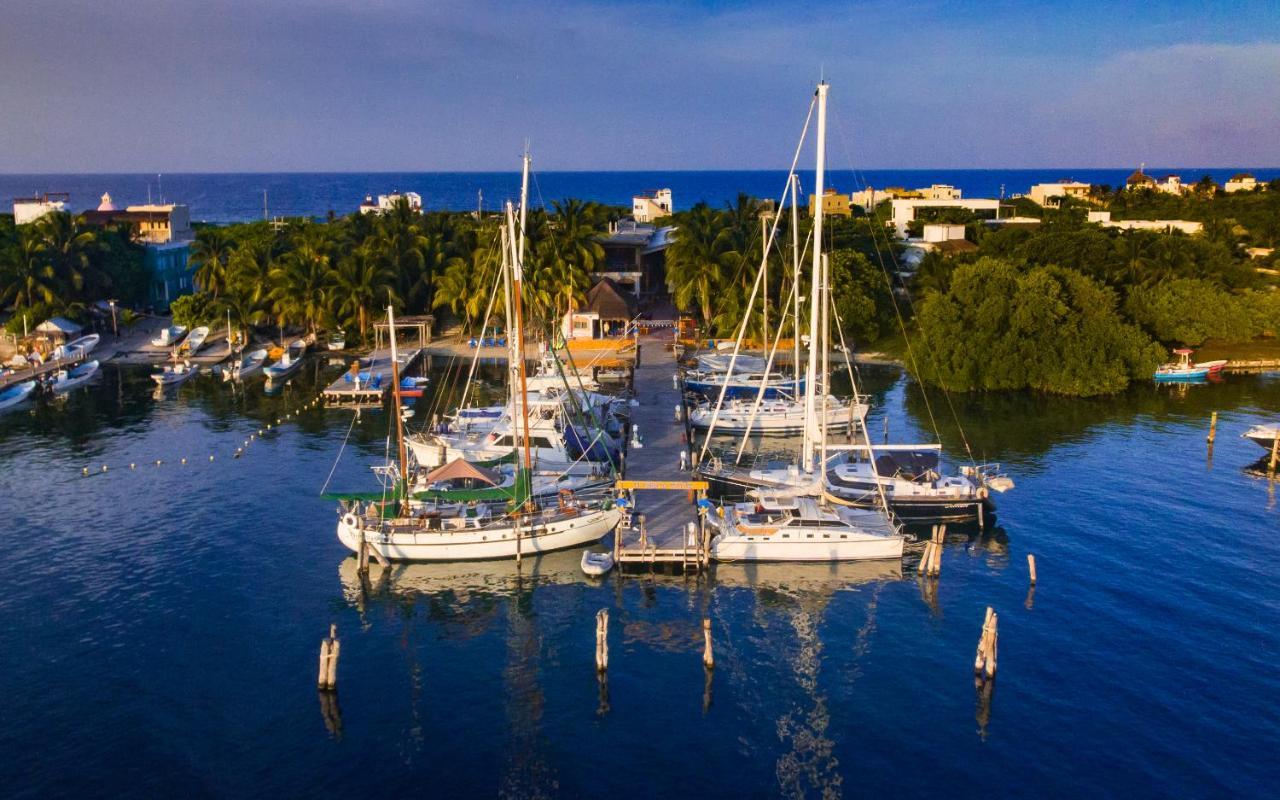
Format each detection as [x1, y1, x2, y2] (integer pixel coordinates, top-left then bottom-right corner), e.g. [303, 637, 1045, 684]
[1243, 424, 1279, 452]
[580, 550, 615, 576]
[152, 361, 200, 386]
[150, 325, 186, 348]
[264, 339, 307, 381]
[178, 326, 210, 356]
[50, 360, 99, 394]
[0, 381, 36, 412]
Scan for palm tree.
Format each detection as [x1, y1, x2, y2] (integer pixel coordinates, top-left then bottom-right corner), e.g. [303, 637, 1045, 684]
[37, 212, 95, 299]
[268, 243, 331, 333]
[0, 229, 56, 310]
[330, 243, 398, 337]
[530, 198, 605, 320]
[433, 234, 503, 328]
[666, 203, 730, 327]
[191, 227, 234, 297]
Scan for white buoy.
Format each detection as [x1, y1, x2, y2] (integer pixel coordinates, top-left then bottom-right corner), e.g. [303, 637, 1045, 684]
[672, 373, 679, 390]
[686, 521, 697, 547]
[679, 450, 689, 471]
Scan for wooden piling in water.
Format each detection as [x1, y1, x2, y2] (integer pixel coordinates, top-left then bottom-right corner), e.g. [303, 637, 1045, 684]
[1270, 436, 1279, 479]
[318, 624, 340, 690]
[595, 609, 609, 672]
[702, 617, 714, 669]
[973, 607, 998, 680]
[1207, 411, 1218, 444]
[1027, 553, 1037, 585]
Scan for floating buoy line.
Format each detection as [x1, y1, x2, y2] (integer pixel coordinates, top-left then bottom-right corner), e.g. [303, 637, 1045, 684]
[77, 390, 335, 477]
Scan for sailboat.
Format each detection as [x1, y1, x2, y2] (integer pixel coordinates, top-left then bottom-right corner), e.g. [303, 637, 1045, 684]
[334, 153, 621, 563]
[702, 81, 903, 562]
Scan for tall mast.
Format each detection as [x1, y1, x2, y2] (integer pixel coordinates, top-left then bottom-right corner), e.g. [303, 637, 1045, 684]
[803, 81, 828, 473]
[506, 201, 535, 496]
[518, 148, 530, 270]
[760, 214, 769, 354]
[387, 304, 410, 515]
[790, 173, 802, 388]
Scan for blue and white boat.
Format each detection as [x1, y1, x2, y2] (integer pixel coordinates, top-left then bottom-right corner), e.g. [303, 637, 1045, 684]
[1153, 349, 1227, 383]
[0, 381, 37, 412]
[50, 360, 99, 394]
[264, 339, 307, 381]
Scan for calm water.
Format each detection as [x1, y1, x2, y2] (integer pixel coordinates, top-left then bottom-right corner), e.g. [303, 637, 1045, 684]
[0, 360, 1277, 798]
[3, 169, 1278, 224]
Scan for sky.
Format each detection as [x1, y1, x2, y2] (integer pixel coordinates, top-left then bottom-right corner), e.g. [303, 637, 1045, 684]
[1, 0, 1277, 172]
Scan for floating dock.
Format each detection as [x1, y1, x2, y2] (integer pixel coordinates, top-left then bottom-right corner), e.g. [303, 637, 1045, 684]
[322, 348, 424, 405]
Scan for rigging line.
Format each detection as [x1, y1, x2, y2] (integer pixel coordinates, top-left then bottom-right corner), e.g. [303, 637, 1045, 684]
[456, 254, 506, 415]
[697, 96, 816, 458]
[318, 407, 360, 496]
[732, 273, 799, 464]
[828, 107, 977, 464]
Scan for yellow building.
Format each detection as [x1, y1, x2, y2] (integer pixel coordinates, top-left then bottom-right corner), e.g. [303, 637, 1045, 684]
[809, 187, 851, 217]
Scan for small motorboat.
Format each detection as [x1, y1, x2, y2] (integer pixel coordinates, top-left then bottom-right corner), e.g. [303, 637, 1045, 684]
[327, 330, 346, 351]
[263, 339, 307, 381]
[1243, 424, 1279, 452]
[0, 381, 37, 412]
[178, 326, 210, 356]
[1154, 349, 1229, 383]
[227, 348, 268, 381]
[59, 334, 100, 359]
[579, 550, 615, 577]
[151, 325, 186, 348]
[152, 361, 200, 387]
[49, 360, 99, 394]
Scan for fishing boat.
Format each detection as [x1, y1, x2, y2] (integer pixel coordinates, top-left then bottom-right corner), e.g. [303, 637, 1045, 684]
[823, 446, 1010, 523]
[226, 348, 268, 381]
[1154, 349, 1229, 382]
[327, 330, 346, 351]
[1242, 424, 1279, 452]
[333, 154, 622, 562]
[152, 361, 200, 386]
[178, 326, 210, 356]
[263, 340, 307, 381]
[58, 334, 100, 359]
[711, 495, 904, 562]
[150, 325, 186, 348]
[0, 381, 37, 412]
[49, 360, 99, 394]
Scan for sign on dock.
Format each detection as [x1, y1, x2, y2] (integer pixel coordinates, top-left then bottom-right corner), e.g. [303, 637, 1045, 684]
[616, 479, 709, 491]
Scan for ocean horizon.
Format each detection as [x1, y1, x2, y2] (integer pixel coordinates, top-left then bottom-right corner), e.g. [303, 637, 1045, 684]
[3, 168, 1277, 225]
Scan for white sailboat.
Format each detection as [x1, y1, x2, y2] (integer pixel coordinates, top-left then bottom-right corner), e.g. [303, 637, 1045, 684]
[334, 152, 621, 563]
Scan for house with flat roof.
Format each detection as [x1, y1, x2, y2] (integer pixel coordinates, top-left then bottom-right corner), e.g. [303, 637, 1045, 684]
[81, 200, 195, 309]
[632, 189, 672, 223]
[359, 191, 423, 214]
[597, 220, 674, 297]
[809, 188, 852, 218]
[1224, 173, 1261, 193]
[12, 193, 70, 225]
[1028, 181, 1091, 207]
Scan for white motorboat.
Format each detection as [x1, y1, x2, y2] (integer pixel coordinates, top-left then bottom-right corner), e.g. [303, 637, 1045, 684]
[690, 395, 866, 435]
[59, 334, 100, 359]
[0, 381, 37, 412]
[152, 361, 200, 386]
[580, 550, 615, 576]
[227, 348, 268, 381]
[1243, 424, 1279, 453]
[49, 360, 99, 394]
[710, 495, 904, 562]
[178, 326, 210, 355]
[150, 325, 186, 348]
[327, 330, 346, 351]
[263, 340, 307, 381]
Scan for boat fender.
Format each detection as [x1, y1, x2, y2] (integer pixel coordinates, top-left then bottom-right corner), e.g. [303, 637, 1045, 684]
[343, 512, 359, 530]
[977, 487, 989, 500]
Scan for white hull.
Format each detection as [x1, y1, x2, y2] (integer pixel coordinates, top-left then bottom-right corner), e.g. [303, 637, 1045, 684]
[51, 360, 99, 393]
[691, 399, 866, 434]
[152, 365, 199, 386]
[711, 532, 903, 562]
[336, 506, 621, 562]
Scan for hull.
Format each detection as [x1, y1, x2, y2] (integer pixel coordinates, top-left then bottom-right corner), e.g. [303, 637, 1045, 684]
[1154, 369, 1209, 383]
[336, 506, 621, 562]
[1244, 426, 1278, 451]
[152, 366, 199, 386]
[827, 492, 984, 522]
[710, 532, 903, 562]
[685, 377, 804, 400]
[0, 381, 36, 411]
[264, 359, 303, 381]
[51, 360, 99, 393]
[690, 400, 866, 435]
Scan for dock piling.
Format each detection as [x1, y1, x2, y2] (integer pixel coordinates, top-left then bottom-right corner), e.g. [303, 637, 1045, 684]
[318, 624, 340, 691]
[1027, 553, 1037, 585]
[973, 607, 998, 680]
[1270, 436, 1279, 479]
[1207, 411, 1218, 444]
[702, 617, 714, 669]
[595, 609, 609, 672]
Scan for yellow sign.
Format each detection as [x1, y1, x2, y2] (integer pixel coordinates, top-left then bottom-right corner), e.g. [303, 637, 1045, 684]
[616, 480, 709, 491]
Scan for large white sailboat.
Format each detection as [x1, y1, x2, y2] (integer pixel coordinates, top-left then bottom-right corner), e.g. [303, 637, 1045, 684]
[334, 152, 621, 563]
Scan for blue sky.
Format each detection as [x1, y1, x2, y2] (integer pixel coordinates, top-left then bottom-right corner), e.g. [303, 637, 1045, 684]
[1, 0, 1276, 171]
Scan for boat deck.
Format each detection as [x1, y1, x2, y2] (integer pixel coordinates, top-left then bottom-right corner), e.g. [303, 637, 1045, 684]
[323, 348, 424, 405]
[614, 335, 709, 572]
[0, 349, 87, 391]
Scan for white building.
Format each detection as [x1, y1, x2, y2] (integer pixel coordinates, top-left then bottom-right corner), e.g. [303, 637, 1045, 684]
[632, 189, 673, 223]
[1028, 181, 1091, 207]
[1224, 173, 1260, 193]
[13, 193, 70, 225]
[359, 191, 423, 214]
[1156, 174, 1187, 195]
[889, 198, 1001, 237]
[919, 184, 961, 200]
[921, 224, 966, 243]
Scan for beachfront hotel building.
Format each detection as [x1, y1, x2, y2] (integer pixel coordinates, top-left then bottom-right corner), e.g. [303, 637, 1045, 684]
[12, 192, 70, 225]
[1028, 181, 1091, 207]
[359, 191, 423, 214]
[82, 197, 196, 309]
[632, 189, 673, 223]
[1225, 173, 1261, 193]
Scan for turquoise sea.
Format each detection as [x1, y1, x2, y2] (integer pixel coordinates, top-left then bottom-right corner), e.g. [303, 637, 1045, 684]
[0, 356, 1276, 797]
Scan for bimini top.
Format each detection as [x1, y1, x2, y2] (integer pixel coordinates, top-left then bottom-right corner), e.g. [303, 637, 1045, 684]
[1173, 348, 1194, 355]
[423, 458, 501, 487]
[873, 451, 940, 479]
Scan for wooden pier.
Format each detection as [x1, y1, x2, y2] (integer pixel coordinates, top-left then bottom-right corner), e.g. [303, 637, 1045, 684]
[613, 336, 709, 572]
[0, 349, 87, 391]
[322, 348, 424, 405]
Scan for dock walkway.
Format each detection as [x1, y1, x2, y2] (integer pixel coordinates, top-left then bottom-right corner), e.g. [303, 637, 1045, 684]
[0, 350, 87, 391]
[614, 334, 708, 571]
[322, 347, 424, 405]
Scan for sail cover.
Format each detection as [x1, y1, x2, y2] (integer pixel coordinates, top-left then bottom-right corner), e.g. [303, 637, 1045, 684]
[423, 458, 502, 487]
[873, 451, 940, 480]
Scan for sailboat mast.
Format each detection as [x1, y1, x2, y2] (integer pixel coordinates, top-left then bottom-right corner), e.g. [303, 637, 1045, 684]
[387, 304, 411, 514]
[790, 173, 802, 388]
[803, 81, 828, 473]
[761, 214, 769, 354]
[507, 201, 535, 489]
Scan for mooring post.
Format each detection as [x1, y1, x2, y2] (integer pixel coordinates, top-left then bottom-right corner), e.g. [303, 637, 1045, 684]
[1270, 436, 1279, 479]
[1207, 411, 1218, 444]
[973, 607, 997, 679]
[318, 623, 340, 691]
[595, 609, 609, 672]
[1027, 553, 1037, 585]
[702, 617, 715, 669]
